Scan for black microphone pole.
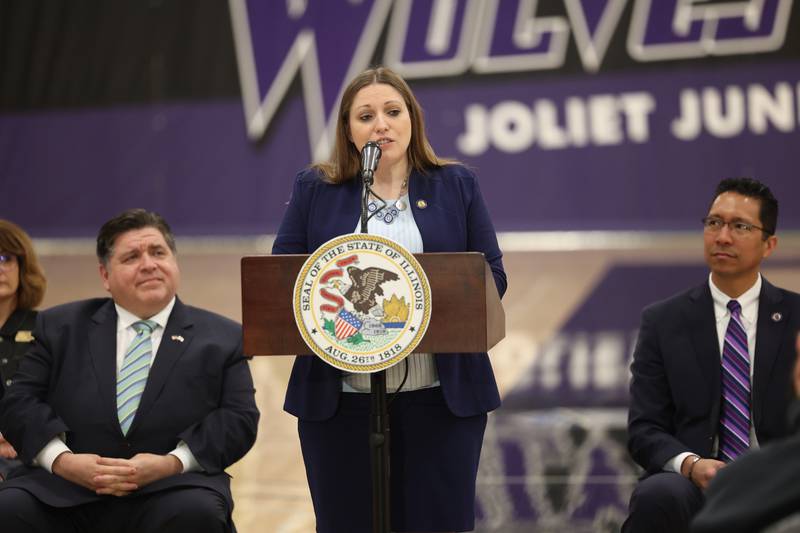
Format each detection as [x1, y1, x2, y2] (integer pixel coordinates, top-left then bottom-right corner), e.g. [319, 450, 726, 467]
[358, 141, 391, 533]
[360, 140, 380, 233]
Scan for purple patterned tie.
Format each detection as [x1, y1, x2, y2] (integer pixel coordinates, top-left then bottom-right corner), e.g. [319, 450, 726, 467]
[718, 300, 751, 462]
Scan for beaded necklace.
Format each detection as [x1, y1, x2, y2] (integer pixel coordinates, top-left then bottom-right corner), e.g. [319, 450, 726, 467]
[367, 176, 409, 225]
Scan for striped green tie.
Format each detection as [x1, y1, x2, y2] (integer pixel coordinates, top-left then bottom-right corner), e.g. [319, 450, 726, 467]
[117, 319, 157, 435]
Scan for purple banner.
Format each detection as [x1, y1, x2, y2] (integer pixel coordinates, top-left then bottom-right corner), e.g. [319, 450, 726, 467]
[1, 0, 798, 236]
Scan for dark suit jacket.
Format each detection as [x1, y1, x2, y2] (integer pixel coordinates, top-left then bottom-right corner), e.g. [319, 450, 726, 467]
[0, 308, 37, 396]
[272, 164, 507, 421]
[0, 308, 36, 478]
[627, 278, 800, 474]
[691, 400, 800, 533]
[0, 298, 259, 508]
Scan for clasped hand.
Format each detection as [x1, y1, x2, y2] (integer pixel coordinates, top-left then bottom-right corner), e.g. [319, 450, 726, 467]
[52, 452, 182, 497]
[686, 457, 726, 490]
[0, 435, 17, 459]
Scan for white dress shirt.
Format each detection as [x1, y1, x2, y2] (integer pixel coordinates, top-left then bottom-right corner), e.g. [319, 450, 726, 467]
[35, 297, 202, 473]
[665, 274, 762, 473]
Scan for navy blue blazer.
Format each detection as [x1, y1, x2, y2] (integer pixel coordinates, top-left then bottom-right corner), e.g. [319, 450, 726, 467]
[272, 164, 507, 421]
[0, 298, 259, 509]
[627, 278, 800, 474]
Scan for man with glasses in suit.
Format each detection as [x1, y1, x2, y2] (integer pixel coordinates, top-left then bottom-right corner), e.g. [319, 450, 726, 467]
[623, 178, 800, 533]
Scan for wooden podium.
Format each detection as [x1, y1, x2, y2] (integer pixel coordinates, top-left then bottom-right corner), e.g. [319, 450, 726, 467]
[241, 251, 504, 533]
[241, 252, 505, 356]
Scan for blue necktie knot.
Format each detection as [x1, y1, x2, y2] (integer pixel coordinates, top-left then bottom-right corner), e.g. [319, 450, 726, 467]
[727, 299, 741, 315]
[132, 319, 157, 336]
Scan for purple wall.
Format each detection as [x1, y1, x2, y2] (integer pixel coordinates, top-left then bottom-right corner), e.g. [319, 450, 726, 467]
[1, 0, 799, 236]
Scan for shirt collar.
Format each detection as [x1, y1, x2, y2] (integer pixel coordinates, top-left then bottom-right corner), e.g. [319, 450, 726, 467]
[708, 273, 761, 325]
[114, 297, 176, 333]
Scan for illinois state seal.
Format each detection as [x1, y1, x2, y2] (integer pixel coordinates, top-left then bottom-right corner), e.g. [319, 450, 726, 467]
[293, 233, 431, 373]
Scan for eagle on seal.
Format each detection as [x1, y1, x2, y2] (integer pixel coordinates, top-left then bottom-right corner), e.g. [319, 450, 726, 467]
[343, 266, 399, 313]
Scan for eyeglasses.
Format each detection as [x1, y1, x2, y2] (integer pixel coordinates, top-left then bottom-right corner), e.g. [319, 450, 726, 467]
[0, 254, 17, 270]
[702, 216, 771, 236]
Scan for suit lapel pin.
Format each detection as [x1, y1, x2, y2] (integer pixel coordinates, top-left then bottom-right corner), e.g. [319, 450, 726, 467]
[771, 312, 782, 322]
[416, 199, 427, 209]
[171, 335, 185, 342]
[14, 330, 34, 342]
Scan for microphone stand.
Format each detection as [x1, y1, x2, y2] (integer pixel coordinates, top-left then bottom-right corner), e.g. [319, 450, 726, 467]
[360, 169, 392, 533]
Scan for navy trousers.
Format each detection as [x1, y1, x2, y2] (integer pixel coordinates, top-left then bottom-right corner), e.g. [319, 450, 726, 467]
[622, 472, 704, 533]
[299, 387, 488, 533]
[0, 485, 230, 533]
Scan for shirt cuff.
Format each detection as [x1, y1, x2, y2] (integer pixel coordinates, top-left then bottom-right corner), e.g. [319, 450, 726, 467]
[33, 435, 71, 473]
[168, 440, 203, 473]
[666, 451, 696, 474]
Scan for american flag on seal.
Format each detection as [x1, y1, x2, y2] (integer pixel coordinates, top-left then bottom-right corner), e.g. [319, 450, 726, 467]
[334, 309, 362, 340]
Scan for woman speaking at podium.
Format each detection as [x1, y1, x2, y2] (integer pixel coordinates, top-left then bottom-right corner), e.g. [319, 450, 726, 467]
[272, 66, 507, 533]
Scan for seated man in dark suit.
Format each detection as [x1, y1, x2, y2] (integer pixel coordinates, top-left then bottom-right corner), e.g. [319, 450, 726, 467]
[0, 209, 260, 532]
[623, 178, 800, 533]
[691, 333, 800, 533]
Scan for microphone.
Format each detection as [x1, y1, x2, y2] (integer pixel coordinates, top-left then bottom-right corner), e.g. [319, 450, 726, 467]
[360, 141, 381, 184]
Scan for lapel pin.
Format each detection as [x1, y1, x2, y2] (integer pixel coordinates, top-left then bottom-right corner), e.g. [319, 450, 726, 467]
[772, 312, 782, 322]
[14, 330, 34, 342]
[171, 335, 185, 343]
[416, 199, 427, 209]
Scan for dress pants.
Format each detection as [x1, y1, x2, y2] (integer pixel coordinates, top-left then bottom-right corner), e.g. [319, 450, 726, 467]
[0, 457, 21, 480]
[0, 485, 230, 533]
[299, 387, 487, 533]
[622, 472, 704, 533]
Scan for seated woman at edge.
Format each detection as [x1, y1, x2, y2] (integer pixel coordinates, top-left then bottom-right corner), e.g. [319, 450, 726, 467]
[0, 220, 47, 479]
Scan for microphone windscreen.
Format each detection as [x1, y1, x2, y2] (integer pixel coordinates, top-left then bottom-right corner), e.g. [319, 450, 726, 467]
[360, 141, 381, 175]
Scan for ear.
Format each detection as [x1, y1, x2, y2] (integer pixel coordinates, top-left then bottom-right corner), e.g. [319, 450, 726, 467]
[99, 263, 111, 292]
[762, 235, 778, 259]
